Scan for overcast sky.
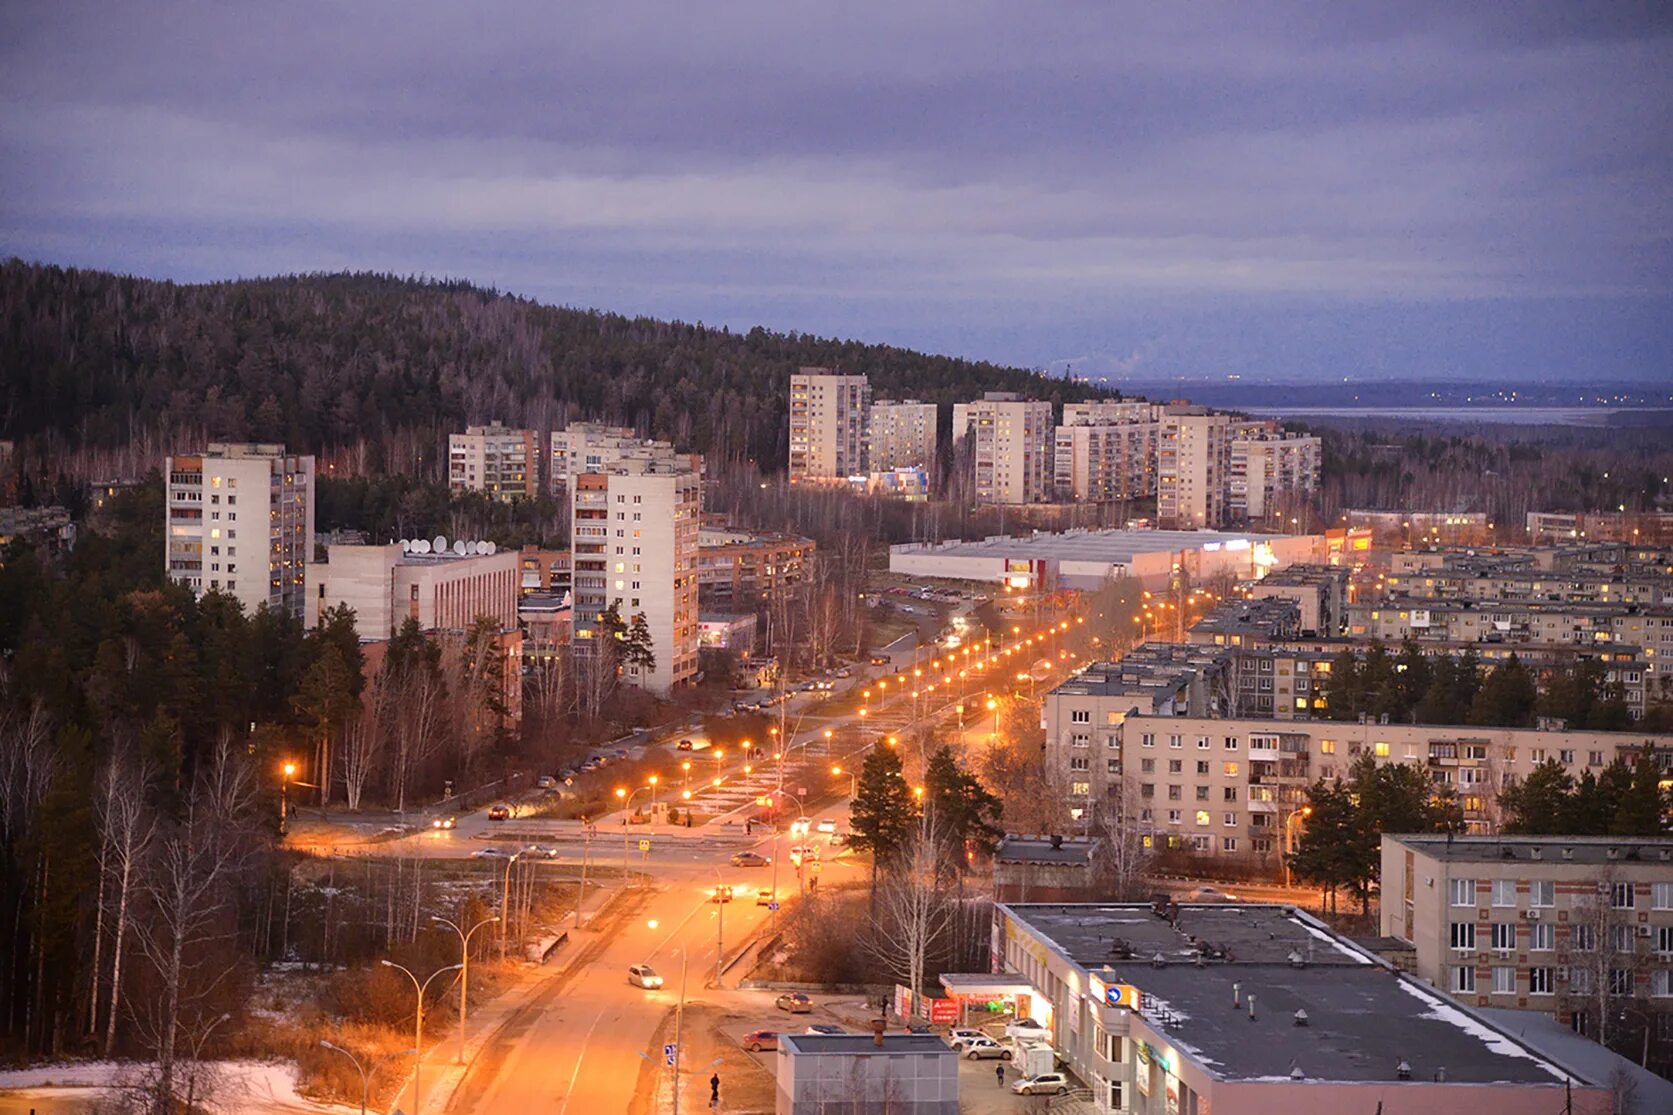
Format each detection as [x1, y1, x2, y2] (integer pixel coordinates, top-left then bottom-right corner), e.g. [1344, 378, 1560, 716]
[2, 2, 1669, 383]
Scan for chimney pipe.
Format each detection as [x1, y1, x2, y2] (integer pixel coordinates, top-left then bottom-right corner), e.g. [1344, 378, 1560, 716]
[1232, 982, 1241, 1008]
[871, 1018, 886, 1048]
[1247, 994, 1256, 1021]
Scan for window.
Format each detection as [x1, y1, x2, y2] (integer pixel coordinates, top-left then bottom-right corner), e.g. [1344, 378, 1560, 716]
[1491, 879, 1517, 907]
[1451, 966, 1475, 993]
[1252, 837, 1274, 853]
[1529, 880, 1555, 907]
[1450, 878, 1477, 907]
[1654, 971, 1672, 998]
[1071, 782, 1091, 796]
[1141, 734, 1155, 748]
[1573, 924, 1596, 951]
[1610, 969, 1633, 996]
[1141, 759, 1155, 773]
[1195, 786, 1209, 801]
[1612, 882, 1636, 909]
[1571, 967, 1593, 994]
[1654, 882, 1673, 910]
[1168, 785, 1181, 801]
[1197, 736, 1211, 750]
[1450, 922, 1476, 951]
[1070, 757, 1089, 772]
[1168, 759, 1183, 774]
[1223, 838, 1238, 853]
[1168, 734, 1182, 749]
[1107, 759, 1122, 775]
[1196, 761, 1210, 775]
[1529, 923, 1554, 951]
[1319, 739, 1336, 755]
[1071, 709, 1091, 724]
[1224, 736, 1238, 750]
[1492, 967, 1516, 994]
[1195, 810, 1211, 827]
[1612, 926, 1634, 953]
[1223, 812, 1237, 827]
[1559, 749, 1574, 765]
[1167, 810, 1182, 823]
[1491, 923, 1516, 951]
[1528, 967, 1554, 995]
[1373, 742, 1390, 757]
[1657, 927, 1673, 955]
[1224, 762, 1239, 777]
[1223, 787, 1239, 802]
[1140, 784, 1154, 798]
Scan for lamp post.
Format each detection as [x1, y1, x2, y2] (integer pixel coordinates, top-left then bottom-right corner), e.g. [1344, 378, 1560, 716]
[380, 960, 461, 1114]
[616, 785, 653, 883]
[648, 774, 660, 823]
[1283, 805, 1313, 888]
[500, 851, 524, 956]
[320, 1040, 417, 1115]
[431, 914, 499, 1064]
[711, 866, 726, 987]
[279, 760, 298, 835]
[831, 764, 857, 799]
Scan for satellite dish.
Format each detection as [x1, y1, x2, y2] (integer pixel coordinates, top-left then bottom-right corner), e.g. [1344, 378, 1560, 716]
[433, 535, 447, 553]
[453, 540, 467, 555]
[467, 540, 481, 555]
[414, 539, 431, 554]
[399, 539, 411, 552]
[482, 540, 496, 555]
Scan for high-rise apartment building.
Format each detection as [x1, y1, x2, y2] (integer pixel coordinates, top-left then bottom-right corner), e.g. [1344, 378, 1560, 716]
[449, 422, 538, 502]
[1156, 406, 1236, 529]
[952, 393, 1055, 505]
[548, 422, 684, 493]
[165, 443, 314, 620]
[1053, 421, 1159, 502]
[866, 399, 938, 472]
[788, 369, 871, 483]
[1061, 399, 1160, 426]
[570, 457, 702, 695]
[1229, 426, 1321, 523]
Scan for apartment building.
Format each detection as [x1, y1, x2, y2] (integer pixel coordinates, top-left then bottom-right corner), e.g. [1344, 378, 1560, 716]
[989, 902, 1613, 1115]
[695, 527, 814, 605]
[1155, 407, 1236, 529]
[570, 457, 701, 695]
[1040, 693, 1673, 867]
[548, 423, 684, 493]
[518, 546, 571, 594]
[951, 392, 1055, 505]
[788, 368, 870, 483]
[1384, 563, 1671, 607]
[1053, 421, 1159, 502]
[448, 422, 537, 501]
[1244, 563, 1349, 634]
[1528, 510, 1673, 546]
[1228, 428, 1321, 523]
[165, 442, 314, 620]
[1062, 399, 1161, 426]
[867, 399, 938, 471]
[304, 542, 519, 638]
[1381, 834, 1673, 1072]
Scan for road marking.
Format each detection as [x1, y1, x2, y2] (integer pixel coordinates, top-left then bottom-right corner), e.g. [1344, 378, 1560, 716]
[557, 1007, 607, 1115]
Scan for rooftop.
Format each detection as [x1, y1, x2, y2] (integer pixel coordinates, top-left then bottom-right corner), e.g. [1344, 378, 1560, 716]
[779, 1034, 955, 1056]
[891, 528, 1306, 563]
[994, 835, 1094, 866]
[1254, 563, 1348, 587]
[1006, 903, 1582, 1086]
[1189, 598, 1300, 638]
[1386, 833, 1673, 866]
[1047, 645, 1226, 705]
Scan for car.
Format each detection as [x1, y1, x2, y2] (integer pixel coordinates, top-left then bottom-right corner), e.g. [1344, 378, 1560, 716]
[627, 964, 664, 989]
[961, 1037, 1011, 1061]
[535, 775, 557, 789]
[526, 844, 559, 859]
[755, 887, 775, 906]
[805, 1024, 846, 1036]
[946, 1029, 988, 1050]
[835, 668, 852, 678]
[1012, 1073, 1069, 1096]
[486, 803, 511, 821]
[471, 847, 506, 859]
[815, 819, 837, 835]
[1004, 1017, 1049, 1040]
[1189, 885, 1236, 902]
[828, 832, 849, 848]
[677, 738, 695, 750]
[580, 758, 602, 773]
[788, 845, 820, 865]
[610, 748, 629, 759]
[731, 851, 770, 867]
[741, 1030, 779, 1053]
[431, 815, 456, 830]
[775, 992, 813, 1013]
[869, 655, 890, 666]
[710, 884, 734, 903]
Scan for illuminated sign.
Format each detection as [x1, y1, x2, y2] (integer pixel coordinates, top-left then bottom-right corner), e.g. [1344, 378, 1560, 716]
[1103, 983, 1143, 1010]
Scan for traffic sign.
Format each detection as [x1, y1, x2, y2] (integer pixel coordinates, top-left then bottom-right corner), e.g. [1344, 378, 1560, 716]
[638, 839, 651, 852]
[664, 1043, 677, 1066]
[767, 901, 780, 911]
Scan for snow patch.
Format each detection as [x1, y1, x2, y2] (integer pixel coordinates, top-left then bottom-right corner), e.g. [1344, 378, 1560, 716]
[1395, 982, 1570, 1082]
[1293, 918, 1372, 964]
[0, 1060, 364, 1113]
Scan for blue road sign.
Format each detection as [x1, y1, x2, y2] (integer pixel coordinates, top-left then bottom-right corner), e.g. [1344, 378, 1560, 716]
[664, 1042, 677, 1066]
[767, 901, 780, 911]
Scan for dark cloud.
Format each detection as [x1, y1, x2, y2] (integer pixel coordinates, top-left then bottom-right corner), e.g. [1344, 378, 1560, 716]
[1, 1, 1667, 380]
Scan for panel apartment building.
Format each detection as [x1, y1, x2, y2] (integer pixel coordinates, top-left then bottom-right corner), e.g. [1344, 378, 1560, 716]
[867, 399, 938, 472]
[448, 422, 538, 501]
[1155, 407, 1236, 529]
[952, 392, 1054, 505]
[788, 369, 871, 483]
[1228, 426, 1321, 524]
[1381, 834, 1673, 1073]
[548, 422, 686, 494]
[570, 457, 701, 695]
[165, 442, 314, 620]
[1054, 402, 1159, 503]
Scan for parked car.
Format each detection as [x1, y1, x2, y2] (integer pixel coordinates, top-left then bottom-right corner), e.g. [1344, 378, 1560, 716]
[775, 992, 813, 1013]
[755, 887, 775, 906]
[805, 1024, 846, 1036]
[486, 803, 511, 821]
[828, 832, 849, 847]
[610, 748, 629, 759]
[471, 847, 506, 859]
[627, 964, 664, 989]
[710, 884, 734, 903]
[946, 1029, 988, 1050]
[741, 1030, 779, 1053]
[1011, 1073, 1070, 1096]
[731, 851, 770, 867]
[431, 815, 457, 830]
[1004, 1017, 1049, 1040]
[535, 775, 557, 789]
[835, 668, 852, 678]
[961, 1037, 1011, 1061]
[815, 819, 837, 835]
[580, 759, 602, 773]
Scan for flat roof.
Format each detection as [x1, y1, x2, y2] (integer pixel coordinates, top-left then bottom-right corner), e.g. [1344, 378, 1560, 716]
[994, 836, 1094, 866]
[892, 528, 1307, 563]
[1386, 833, 1673, 865]
[1005, 903, 1582, 1086]
[779, 1034, 954, 1056]
[1479, 1008, 1673, 1112]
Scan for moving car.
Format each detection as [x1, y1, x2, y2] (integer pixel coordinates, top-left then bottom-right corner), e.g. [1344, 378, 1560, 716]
[805, 1024, 846, 1036]
[961, 1036, 1011, 1061]
[676, 738, 695, 750]
[486, 803, 511, 821]
[755, 887, 775, 906]
[741, 1030, 778, 1053]
[1011, 1073, 1069, 1096]
[628, 964, 664, 989]
[710, 884, 734, 903]
[828, 832, 848, 847]
[730, 851, 770, 867]
[525, 844, 559, 859]
[946, 1029, 988, 1050]
[535, 775, 557, 789]
[788, 844, 821, 864]
[815, 819, 837, 835]
[869, 655, 890, 666]
[775, 992, 813, 1014]
[431, 815, 457, 830]
[1190, 885, 1237, 902]
[471, 847, 506, 859]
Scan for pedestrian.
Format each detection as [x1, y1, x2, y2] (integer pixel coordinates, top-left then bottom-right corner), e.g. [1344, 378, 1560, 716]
[710, 1072, 721, 1105]
[996, 1063, 1005, 1087]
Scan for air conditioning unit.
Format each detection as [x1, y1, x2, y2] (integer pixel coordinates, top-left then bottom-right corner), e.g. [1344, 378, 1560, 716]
[1527, 909, 1543, 921]
[1639, 925, 1653, 938]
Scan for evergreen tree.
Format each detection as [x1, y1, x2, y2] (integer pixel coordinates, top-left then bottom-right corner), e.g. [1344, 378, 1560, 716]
[922, 745, 1003, 871]
[849, 747, 918, 905]
[1498, 759, 1575, 835]
[1610, 755, 1667, 836]
[1467, 654, 1536, 727]
[1287, 779, 1358, 914]
[1323, 649, 1362, 721]
[625, 612, 657, 671]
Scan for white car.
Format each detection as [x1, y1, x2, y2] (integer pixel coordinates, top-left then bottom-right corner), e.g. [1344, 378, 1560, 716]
[815, 819, 837, 835]
[627, 964, 664, 989]
[1012, 1072, 1069, 1096]
[961, 1036, 1011, 1061]
[946, 1029, 987, 1050]
[1005, 1017, 1049, 1041]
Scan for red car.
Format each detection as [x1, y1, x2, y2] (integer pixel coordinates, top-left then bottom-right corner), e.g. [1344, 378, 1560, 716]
[741, 1029, 779, 1052]
[487, 803, 511, 821]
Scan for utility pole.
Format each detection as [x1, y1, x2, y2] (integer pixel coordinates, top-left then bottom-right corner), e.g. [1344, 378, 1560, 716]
[672, 949, 689, 1115]
[576, 824, 593, 927]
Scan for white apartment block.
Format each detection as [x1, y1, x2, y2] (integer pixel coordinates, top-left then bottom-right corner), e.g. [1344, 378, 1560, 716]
[1039, 694, 1672, 870]
[570, 458, 701, 695]
[548, 422, 684, 493]
[952, 392, 1055, 504]
[1062, 399, 1161, 426]
[1156, 407, 1236, 529]
[788, 369, 870, 483]
[1053, 421, 1159, 502]
[165, 443, 314, 620]
[867, 399, 938, 472]
[449, 422, 537, 501]
[1229, 429, 1321, 523]
[304, 542, 519, 638]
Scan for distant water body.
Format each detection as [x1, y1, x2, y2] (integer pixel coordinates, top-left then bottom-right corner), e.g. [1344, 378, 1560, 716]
[1241, 406, 1673, 427]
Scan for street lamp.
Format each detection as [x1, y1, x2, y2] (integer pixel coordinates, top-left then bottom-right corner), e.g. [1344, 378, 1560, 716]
[500, 851, 525, 956]
[431, 914, 499, 1064]
[831, 764, 857, 798]
[379, 960, 461, 1114]
[616, 784, 654, 883]
[1283, 806, 1314, 889]
[320, 1039, 417, 1115]
[648, 774, 660, 820]
[280, 760, 298, 835]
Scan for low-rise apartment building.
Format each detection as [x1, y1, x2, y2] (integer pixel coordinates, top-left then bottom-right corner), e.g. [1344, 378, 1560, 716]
[696, 527, 814, 606]
[1245, 563, 1349, 635]
[304, 541, 519, 637]
[1381, 834, 1673, 1076]
[449, 422, 537, 501]
[1528, 510, 1673, 546]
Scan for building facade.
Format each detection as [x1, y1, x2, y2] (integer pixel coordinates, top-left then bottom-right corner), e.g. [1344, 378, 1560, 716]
[696, 527, 814, 605]
[304, 542, 519, 638]
[1053, 421, 1159, 503]
[789, 369, 871, 483]
[1228, 429, 1321, 523]
[448, 422, 537, 501]
[1156, 408, 1235, 529]
[952, 393, 1055, 505]
[165, 443, 314, 620]
[570, 458, 701, 695]
[867, 399, 939, 472]
[548, 422, 685, 493]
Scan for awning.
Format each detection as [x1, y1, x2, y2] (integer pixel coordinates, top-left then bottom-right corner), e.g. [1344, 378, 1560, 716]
[938, 973, 1038, 998]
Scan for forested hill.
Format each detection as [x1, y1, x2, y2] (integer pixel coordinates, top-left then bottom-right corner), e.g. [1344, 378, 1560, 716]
[0, 259, 1101, 474]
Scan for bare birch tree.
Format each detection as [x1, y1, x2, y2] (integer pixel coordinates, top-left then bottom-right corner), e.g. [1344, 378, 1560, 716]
[340, 683, 386, 812]
[1088, 774, 1153, 900]
[95, 749, 154, 1053]
[864, 819, 954, 996]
